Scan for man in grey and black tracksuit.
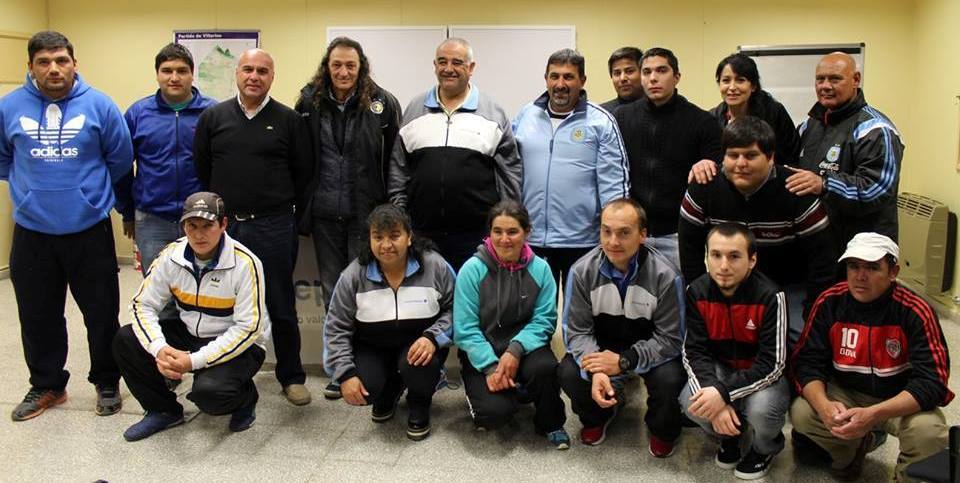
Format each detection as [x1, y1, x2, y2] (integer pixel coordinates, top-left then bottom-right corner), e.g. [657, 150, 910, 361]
[388, 38, 521, 271]
[559, 198, 686, 456]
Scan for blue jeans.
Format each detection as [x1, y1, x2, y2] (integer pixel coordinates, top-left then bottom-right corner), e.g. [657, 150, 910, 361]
[644, 233, 680, 275]
[227, 213, 306, 385]
[679, 365, 789, 455]
[134, 209, 182, 275]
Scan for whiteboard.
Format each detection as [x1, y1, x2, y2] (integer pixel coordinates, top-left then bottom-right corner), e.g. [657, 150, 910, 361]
[449, 25, 576, 119]
[739, 43, 865, 126]
[327, 26, 448, 111]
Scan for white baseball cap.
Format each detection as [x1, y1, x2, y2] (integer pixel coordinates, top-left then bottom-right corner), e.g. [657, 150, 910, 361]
[838, 232, 900, 263]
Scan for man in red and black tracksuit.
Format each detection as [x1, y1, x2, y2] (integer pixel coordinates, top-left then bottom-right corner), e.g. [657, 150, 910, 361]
[791, 232, 953, 481]
[680, 223, 788, 479]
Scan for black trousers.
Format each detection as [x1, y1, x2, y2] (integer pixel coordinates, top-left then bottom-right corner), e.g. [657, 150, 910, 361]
[422, 228, 486, 273]
[354, 342, 443, 419]
[10, 220, 120, 390]
[112, 323, 265, 415]
[460, 346, 566, 434]
[558, 354, 685, 441]
[531, 246, 593, 290]
[227, 213, 305, 385]
[309, 217, 364, 310]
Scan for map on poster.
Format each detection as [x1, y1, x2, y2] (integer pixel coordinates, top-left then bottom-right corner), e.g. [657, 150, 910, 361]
[174, 30, 260, 102]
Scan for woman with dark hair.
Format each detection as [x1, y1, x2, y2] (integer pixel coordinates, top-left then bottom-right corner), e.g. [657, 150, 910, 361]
[454, 200, 570, 449]
[295, 36, 404, 400]
[711, 53, 800, 165]
[323, 204, 455, 441]
[689, 53, 802, 184]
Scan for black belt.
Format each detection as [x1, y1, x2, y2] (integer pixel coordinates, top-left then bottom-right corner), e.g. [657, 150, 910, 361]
[228, 206, 293, 222]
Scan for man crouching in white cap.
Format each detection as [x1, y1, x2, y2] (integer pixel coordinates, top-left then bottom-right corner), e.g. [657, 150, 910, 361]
[789, 232, 953, 481]
[112, 191, 271, 441]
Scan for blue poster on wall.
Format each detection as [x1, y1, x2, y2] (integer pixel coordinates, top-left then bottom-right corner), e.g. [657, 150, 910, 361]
[174, 30, 260, 101]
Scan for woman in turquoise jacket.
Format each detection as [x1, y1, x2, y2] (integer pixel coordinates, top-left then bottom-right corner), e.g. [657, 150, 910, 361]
[454, 199, 570, 449]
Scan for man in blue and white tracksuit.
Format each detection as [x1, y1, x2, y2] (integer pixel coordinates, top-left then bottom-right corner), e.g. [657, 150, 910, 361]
[116, 43, 216, 273]
[0, 31, 133, 421]
[513, 48, 629, 288]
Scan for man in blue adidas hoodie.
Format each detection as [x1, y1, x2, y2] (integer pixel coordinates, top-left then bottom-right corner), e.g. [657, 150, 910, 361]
[0, 31, 133, 422]
[116, 43, 216, 273]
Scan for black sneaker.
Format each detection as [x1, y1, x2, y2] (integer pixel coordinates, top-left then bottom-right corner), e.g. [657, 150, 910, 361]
[323, 382, 342, 400]
[371, 383, 403, 423]
[829, 431, 875, 481]
[11, 388, 67, 421]
[371, 398, 399, 423]
[123, 410, 184, 441]
[716, 435, 741, 470]
[95, 384, 122, 416]
[734, 448, 776, 480]
[407, 415, 431, 441]
[229, 403, 256, 432]
[868, 429, 887, 452]
[791, 429, 831, 466]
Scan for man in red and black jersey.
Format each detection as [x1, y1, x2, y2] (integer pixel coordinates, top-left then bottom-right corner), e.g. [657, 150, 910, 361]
[681, 223, 789, 480]
[791, 232, 952, 481]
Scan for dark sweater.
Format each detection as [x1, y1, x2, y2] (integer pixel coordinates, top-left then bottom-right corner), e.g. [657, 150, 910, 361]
[295, 82, 402, 222]
[678, 165, 838, 316]
[193, 98, 312, 217]
[600, 95, 639, 114]
[614, 92, 722, 236]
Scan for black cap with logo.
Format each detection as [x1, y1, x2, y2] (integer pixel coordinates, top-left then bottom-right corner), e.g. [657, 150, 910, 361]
[180, 191, 225, 223]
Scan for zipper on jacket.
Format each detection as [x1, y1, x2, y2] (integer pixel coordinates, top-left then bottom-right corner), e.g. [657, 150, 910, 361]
[193, 267, 210, 335]
[175, 111, 181, 209]
[515, 270, 523, 322]
[727, 300, 737, 364]
[868, 320, 875, 395]
[496, 266, 503, 329]
[441, 113, 453, 218]
[544, 135, 555, 246]
[394, 286, 401, 329]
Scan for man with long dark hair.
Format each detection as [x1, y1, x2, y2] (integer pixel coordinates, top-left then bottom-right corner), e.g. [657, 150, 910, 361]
[295, 37, 404, 400]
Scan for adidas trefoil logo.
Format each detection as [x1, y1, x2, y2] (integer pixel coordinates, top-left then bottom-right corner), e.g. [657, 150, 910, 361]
[20, 103, 85, 159]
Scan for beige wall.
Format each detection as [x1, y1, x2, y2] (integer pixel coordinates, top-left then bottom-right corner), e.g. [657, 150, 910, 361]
[0, 0, 47, 272]
[17, 0, 953, 300]
[910, 0, 960, 303]
[46, 0, 917, 115]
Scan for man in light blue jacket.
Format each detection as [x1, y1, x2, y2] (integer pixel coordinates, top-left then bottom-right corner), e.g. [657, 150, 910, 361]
[512, 48, 629, 287]
[0, 31, 133, 422]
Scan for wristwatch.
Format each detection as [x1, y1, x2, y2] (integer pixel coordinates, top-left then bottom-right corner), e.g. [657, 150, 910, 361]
[618, 354, 631, 372]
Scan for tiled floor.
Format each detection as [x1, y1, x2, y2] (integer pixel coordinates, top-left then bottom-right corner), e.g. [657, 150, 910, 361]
[1, 265, 957, 482]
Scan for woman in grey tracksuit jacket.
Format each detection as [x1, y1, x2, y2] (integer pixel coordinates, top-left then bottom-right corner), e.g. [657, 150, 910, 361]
[323, 204, 455, 439]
